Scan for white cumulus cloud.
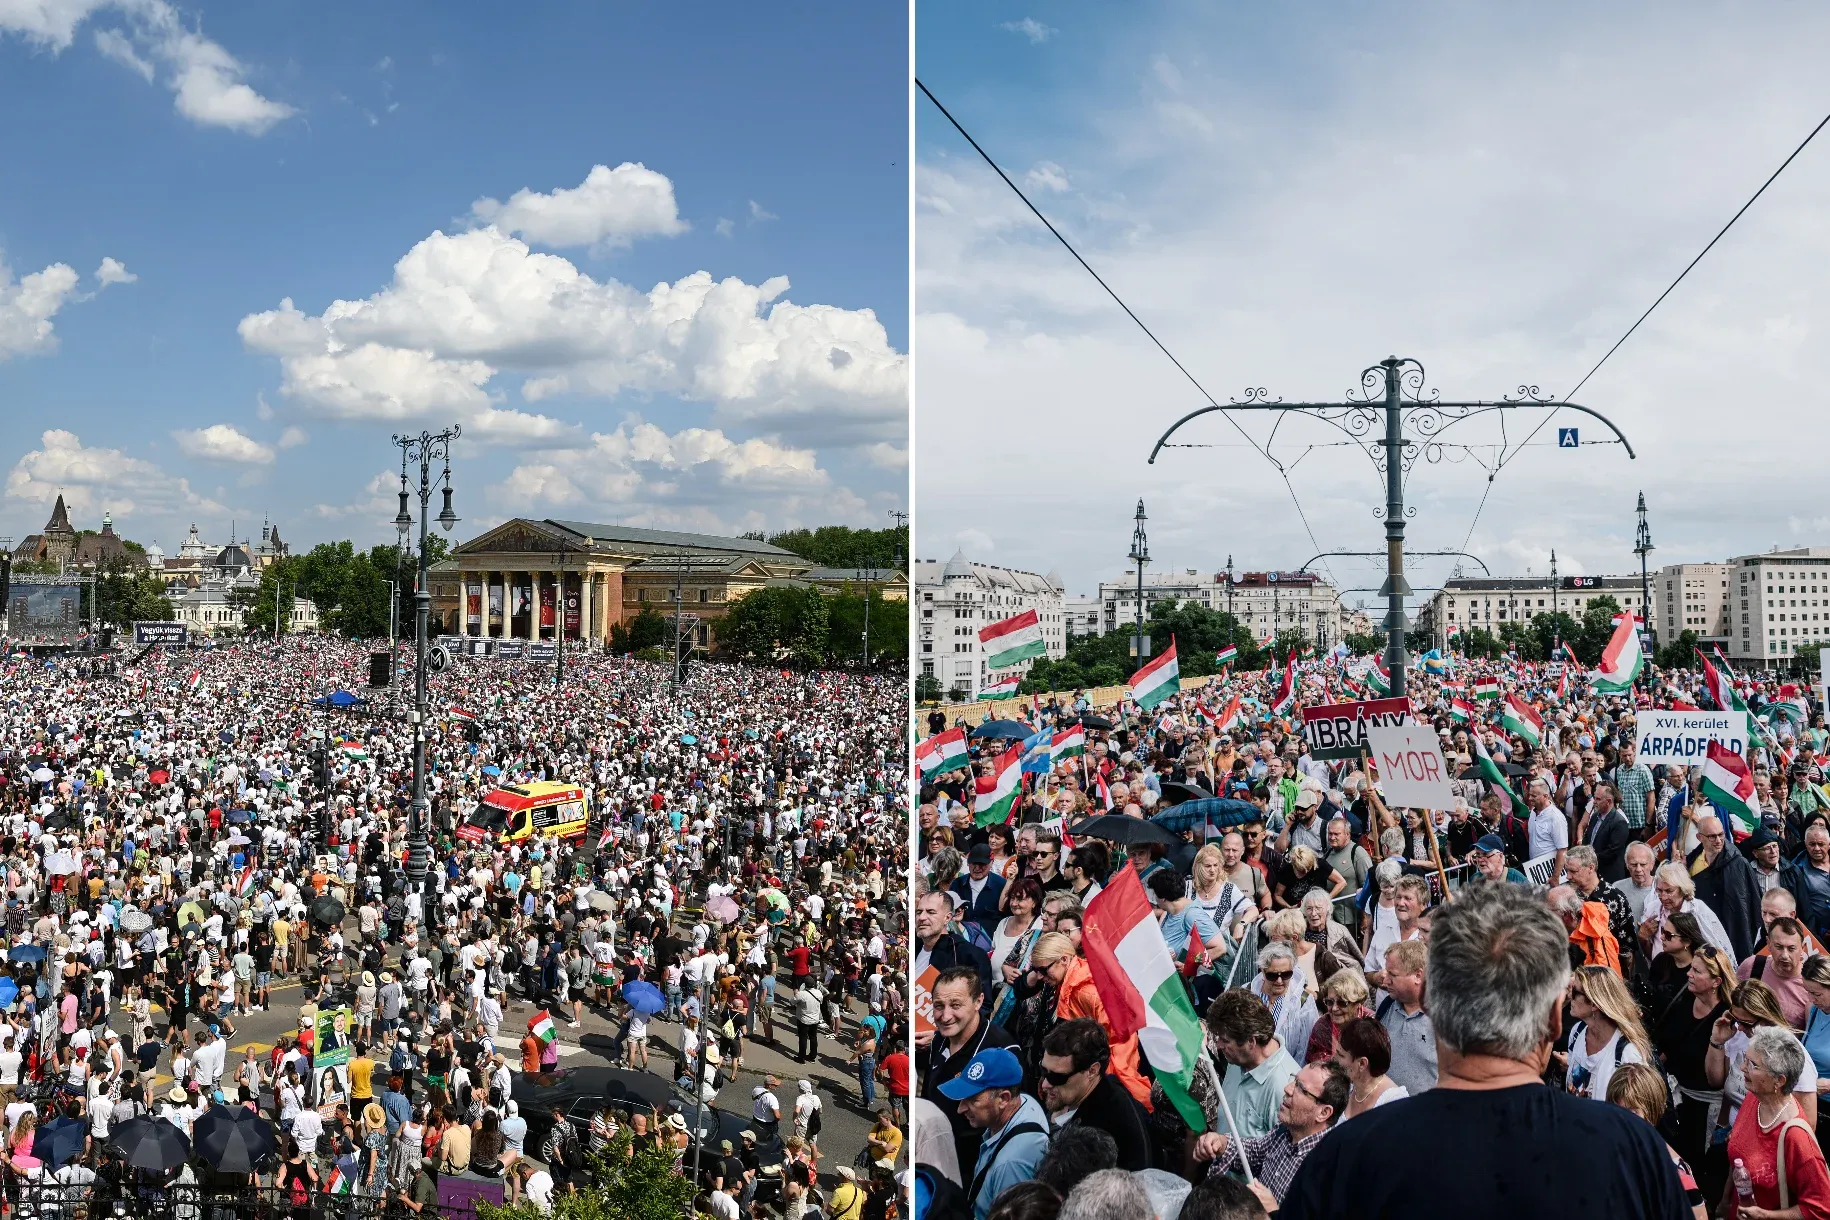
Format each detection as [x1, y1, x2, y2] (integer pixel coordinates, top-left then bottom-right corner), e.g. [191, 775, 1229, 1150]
[0, 258, 81, 359]
[238, 225, 907, 445]
[1000, 17, 1057, 43]
[173, 423, 274, 464]
[6, 428, 225, 521]
[470, 162, 688, 252]
[1, 0, 293, 134]
[94, 256, 136, 286]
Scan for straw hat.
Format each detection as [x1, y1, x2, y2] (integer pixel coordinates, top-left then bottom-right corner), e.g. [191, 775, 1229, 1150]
[363, 1103, 386, 1131]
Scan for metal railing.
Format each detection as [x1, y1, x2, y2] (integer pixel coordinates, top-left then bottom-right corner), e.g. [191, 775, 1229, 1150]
[4, 1182, 489, 1220]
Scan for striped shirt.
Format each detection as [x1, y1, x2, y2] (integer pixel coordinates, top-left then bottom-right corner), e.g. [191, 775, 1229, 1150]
[1615, 763, 1655, 830]
[1209, 1125, 1329, 1203]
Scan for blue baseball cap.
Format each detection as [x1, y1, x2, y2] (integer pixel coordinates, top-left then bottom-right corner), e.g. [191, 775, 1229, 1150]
[937, 1047, 1024, 1100]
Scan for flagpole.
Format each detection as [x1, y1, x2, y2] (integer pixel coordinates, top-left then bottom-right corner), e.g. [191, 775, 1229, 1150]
[1202, 1053, 1256, 1186]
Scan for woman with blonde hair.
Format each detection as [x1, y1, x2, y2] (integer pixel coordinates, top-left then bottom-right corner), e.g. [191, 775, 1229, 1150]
[1607, 1063, 1708, 1220]
[1652, 944, 1738, 1194]
[1561, 965, 1652, 1100]
[1711, 977, 1820, 1134]
[1305, 967, 1373, 1065]
[1024, 931, 1150, 1106]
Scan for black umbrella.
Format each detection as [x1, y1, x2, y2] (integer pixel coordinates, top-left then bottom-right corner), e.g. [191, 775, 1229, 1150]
[193, 1106, 278, 1173]
[1066, 814, 1179, 847]
[32, 1116, 86, 1168]
[969, 719, 1033, 741]
[1156, 780, 1210, 806]
[110, 1117, 191, 1172]
[308, 896, 346, 927]
[1078, 713, 1115, 731]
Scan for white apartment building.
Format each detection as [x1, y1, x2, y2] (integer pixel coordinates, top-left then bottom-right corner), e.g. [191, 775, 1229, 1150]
[1213, 571, 1347, 646]
[915, 551, 1065, 698]
[1099, 569, 1215, 635]
[1063, 594, 1103, 639]
[1429, 575, 1649, 650]
[1656, 563, 1731, 648]
[1728, 547, 1830, 667]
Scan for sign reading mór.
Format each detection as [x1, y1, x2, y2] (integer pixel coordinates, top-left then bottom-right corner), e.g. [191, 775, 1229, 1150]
[1366, 723, 1458, 811]
[1301, 697, 1416, 761]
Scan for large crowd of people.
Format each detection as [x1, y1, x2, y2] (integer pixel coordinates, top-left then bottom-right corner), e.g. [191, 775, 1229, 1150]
[913, 649, 1830, 1220]
[0, 634, 908, 1220]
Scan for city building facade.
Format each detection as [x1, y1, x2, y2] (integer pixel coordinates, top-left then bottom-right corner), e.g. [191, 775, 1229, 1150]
[1656, 563, 1732, 651]
[1728, 547, 1830, 667]
[1428, 575, 1649, 650]
[914, 552, 1065, 699]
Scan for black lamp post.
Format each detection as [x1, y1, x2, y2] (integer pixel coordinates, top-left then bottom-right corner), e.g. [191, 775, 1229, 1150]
[393, 425, 460, 897]
[1128, 500, 1149, 665]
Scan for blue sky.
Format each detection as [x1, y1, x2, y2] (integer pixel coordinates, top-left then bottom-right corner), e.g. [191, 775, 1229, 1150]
[917, 2, 1830, 603]
[0, 1, 907, 557]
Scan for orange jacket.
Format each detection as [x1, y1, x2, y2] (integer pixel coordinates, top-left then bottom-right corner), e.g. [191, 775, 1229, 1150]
[1056, 956, 1153, 1108]
[1571, 901, 1622, 975]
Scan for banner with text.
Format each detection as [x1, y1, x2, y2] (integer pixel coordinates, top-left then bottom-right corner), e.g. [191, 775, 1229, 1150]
[1301, 697, 1418, 761]
[1633, 709, 1749, 766]
[1366, 723, 1457, 811]
[133, 622, 189, 645]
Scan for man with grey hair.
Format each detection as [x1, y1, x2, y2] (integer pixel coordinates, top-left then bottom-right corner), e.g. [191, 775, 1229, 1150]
[1524, 776, 1568, 884]
[1059, 1168, 1154, 1220]
[1613, 840, 1658, 924]
[1276, 882, 1691, 1219]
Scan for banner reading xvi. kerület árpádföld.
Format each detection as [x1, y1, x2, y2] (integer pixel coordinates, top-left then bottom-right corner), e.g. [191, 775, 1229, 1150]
[1633, 709, 1749, 766]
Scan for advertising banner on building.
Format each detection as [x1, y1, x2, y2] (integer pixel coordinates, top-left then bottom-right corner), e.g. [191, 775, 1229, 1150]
[466, 584, 481, 629]
[539, 592, 555, 629]
[564, 589, 580, 637]
[489, 584, 503, 620]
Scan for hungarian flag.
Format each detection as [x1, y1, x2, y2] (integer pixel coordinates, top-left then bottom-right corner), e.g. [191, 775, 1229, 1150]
[1081, 866, 1207, 1131]
[187, 670, 202, 693]
[1366, 663, 1391, 696]
[1129, 639, 1181, 711]
[1591, 614, 1645, 694]
[979, 609, 1047, 669]
[915, 727, 970, 776]
[1556, 669, 1569, 701]
[1271, 655, 1297, 715]
[1500, 693, 1543, 748]
[1447, 624, 1462, 642]
[1562, 641, 1581, 666]
[1450, 697, 1476, 723]
[1700, 742, 1758, 834]
[447, 707, 477, 723]
[1473, 734, 1530, 820]
[1214, 694, 1243, 734]
[595, 822, 615, 851]
[1698, 650, 1748, 714]
[1473, 677, 1501, 701]
[1180, 919, 1206, 978]
[1095, 770, 1115, 811]
[237, 864, 257, 898]
[1050, 724, 1086, 761]
[1301, 641, 1316, 659]
[1214, 645, 1238, 667]
[530, 1010, 557, 1045]
[979, 673, 1021, 700]
[324, 1167, 351, 1196]
[975, 746, 1022, 826]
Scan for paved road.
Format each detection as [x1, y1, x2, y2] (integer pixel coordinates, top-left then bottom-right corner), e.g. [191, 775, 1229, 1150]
[117, 943, 884, 1187]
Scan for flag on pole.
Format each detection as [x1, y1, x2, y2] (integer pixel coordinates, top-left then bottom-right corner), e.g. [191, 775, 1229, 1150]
[1180, 919, 1206, 979]
[1081, 867, 1208, 1132]
[324, 1167, 351, 1196]
[1301, 641, 1316, 659]
[1214, 645, 1238, 667]
[1449, 697, 1476, 724]
[1129, 639, 1181, 710]
[979, 609, 1047, 669]
[979, 673, 1022, 700]
[1095, 770, 1115, 812]
[1500, 693, 1544, 748]
[1556, 669, 1569, 701]
[916, 727, 970, 776]
[187, 669, 202, 693]
[530, 1010, 557, 1044]
[1214, 694, 1243, 734]
[1562, 641, 1581, 666]
[1473, 677, 1501, 701]
[1366, 663, 1391, 697]
[1050, 724, 1086, 761]
[447, 707, 477, 723]
[596, 821, 614, 851]
[1700, 742, 1758, 834]
[1590, 614, 1645, 694]
[975, 746, 1022, 826]
[1698, 649, 1748, 714]
[1270, 654, 1298, 715]
[1472, 734, 1530, 820]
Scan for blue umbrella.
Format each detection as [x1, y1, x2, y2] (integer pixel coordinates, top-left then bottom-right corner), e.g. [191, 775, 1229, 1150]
[681, 734, 698, 745]
[0, 978, 20, 1008]
[1150, 797, 1265, 835]
[218, 730, 234, 744]
[482, 765, 502, 777]
[33, 1116, 87, 1168]
[969, 719, 1033, 741]
[226, 809, 252, 824]
[8, 945, 45, 964]
[621, 980, 665, 1015]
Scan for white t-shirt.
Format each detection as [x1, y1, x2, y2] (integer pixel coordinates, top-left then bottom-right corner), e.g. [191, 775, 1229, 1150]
[1566, 1022, 1644, 1101]
[1528, 807, 1569, 866]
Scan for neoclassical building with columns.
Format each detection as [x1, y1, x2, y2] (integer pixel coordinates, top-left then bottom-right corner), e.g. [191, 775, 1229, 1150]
[428, 519, 812, 648]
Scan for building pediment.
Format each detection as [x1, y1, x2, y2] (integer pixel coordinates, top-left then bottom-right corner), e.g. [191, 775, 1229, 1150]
[453, 519, 573, 556]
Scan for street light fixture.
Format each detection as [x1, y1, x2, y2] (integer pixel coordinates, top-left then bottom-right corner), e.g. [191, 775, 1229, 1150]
[392, 424, 460, 899]
[1128, 500, 1149, 666]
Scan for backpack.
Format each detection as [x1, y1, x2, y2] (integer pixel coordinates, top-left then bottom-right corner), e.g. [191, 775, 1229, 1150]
[806, 1102, 822, 1138]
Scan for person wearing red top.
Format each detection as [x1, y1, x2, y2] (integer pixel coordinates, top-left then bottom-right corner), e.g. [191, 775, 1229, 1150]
[878, 1048, 909, 1126]
[785, 942, 813, 984]
[1724, 1025, 1830, 1219]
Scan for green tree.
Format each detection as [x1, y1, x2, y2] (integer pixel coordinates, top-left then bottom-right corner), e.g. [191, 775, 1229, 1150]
[916, 672, 944, 703]
[477, 1136, 692, 1220]
[1498, 619, 1543, 660]
[1528, 612, 1582, 662]
[1344, 631, 1386, 656]
[291, 541, 393, 638]
[88, 556, 174, 629]
[1461, 626, 1503, 659]
[714, 584, 832, 665]
[608, 607, 669, 654]
[1658, 629, 1703, 670]
[767, 524, 909, 571]
[824, 588, 909, 667]
[1576, 595, 1623, 664]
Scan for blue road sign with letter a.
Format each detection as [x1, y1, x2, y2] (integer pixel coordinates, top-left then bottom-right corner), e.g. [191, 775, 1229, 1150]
[1557, 427, 1579, 448]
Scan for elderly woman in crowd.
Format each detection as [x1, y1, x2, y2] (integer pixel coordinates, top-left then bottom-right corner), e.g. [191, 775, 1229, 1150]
[1639, 862, 1737, 962]
[1248, 941, 1317, 1060]
[1723, 1025, 1830, 1218]
[1305, 968, 1374, 1065]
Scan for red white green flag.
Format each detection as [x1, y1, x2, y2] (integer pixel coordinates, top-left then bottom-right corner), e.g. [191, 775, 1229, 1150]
[975, 746, 1022, 826]
[1700, 741, 1758, 834]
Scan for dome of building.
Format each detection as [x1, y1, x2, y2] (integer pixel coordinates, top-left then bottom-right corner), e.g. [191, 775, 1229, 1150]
[942, 549, 974, 579]
[213, 545, 252, 572]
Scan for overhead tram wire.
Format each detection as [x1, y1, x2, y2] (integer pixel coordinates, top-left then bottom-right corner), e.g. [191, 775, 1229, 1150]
[916, 77, 1342, 588]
